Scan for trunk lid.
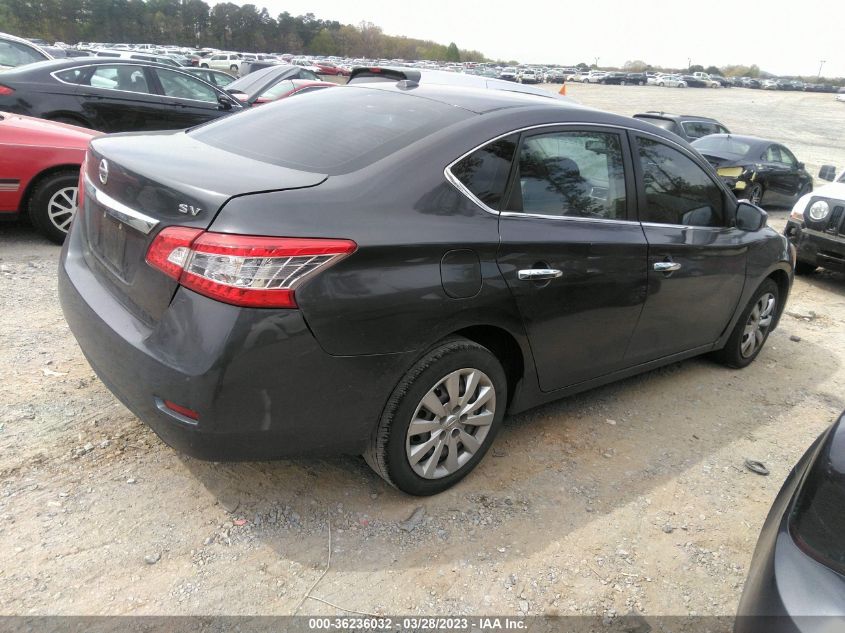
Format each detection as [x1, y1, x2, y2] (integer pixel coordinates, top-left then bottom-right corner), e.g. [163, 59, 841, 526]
[79, 130, 327, 325]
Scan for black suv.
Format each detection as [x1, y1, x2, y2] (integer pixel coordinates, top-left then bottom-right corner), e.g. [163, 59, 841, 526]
[633, 112, 730, 143]
[785, 165, 845, 274]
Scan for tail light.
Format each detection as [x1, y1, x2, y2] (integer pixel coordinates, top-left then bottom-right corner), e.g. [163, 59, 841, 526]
[789, 418, 845, 576]
[0, 85, 14, 96]
[146, 228, 356, 308]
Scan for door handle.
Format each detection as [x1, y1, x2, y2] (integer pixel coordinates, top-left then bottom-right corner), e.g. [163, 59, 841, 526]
[653, 261, 682, 272]
[518, 269, 563, 281]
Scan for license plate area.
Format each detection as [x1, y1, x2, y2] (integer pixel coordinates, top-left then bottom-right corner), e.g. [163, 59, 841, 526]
[88, 204, 128, 279]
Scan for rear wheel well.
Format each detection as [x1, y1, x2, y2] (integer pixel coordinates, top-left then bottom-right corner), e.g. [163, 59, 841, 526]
[19, 165, 81, 215]
[453, 325, 524, 404]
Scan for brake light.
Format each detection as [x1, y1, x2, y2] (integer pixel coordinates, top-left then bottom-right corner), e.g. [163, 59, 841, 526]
[0, 85, 14, 96]
[146, 229, 356, 308]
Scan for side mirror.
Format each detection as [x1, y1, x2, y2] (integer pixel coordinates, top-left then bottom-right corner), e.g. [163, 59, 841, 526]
[736, 201, 767, 231]
[797, 162, 805, 170]
[819, 164, 836, 181]
[217, 95, 235, 110]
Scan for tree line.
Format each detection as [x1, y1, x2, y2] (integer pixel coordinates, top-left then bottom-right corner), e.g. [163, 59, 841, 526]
[0, 0, 484, 61]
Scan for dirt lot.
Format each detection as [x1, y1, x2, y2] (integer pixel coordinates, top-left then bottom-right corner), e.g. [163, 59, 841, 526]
[1, 85, 844, 620]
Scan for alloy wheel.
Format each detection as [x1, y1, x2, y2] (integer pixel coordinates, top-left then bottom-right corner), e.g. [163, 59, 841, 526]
[405, 368, 495, 479]
[741, 292, 776, 358]
[47, 186, 78, 234]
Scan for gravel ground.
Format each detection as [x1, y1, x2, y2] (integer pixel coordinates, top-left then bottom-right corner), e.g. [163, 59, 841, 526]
[1, 84, 844, 619]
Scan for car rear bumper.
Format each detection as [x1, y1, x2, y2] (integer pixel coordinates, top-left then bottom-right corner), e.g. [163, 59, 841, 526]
[785, 221, 845, 272]
[58, 228, 413, 460]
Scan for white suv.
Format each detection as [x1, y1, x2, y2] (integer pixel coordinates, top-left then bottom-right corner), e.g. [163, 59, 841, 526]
[202, 53, 241, 74]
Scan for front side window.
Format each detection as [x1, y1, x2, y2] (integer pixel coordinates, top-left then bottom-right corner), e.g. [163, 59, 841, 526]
[155, 68, 217, 103]
[450, 135, 518, 210]
[776, 146, 797, 167]
[506, 131, 627, 220]
[637, 136, 725, 227]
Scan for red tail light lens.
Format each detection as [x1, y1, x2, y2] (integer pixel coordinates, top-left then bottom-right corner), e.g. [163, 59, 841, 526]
[0, 85, 14, 96]
[146, 229, 356, 308]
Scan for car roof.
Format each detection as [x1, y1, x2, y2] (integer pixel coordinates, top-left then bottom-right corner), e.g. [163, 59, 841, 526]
[0, 56, 197, 77]
[343, 81, 579, 115]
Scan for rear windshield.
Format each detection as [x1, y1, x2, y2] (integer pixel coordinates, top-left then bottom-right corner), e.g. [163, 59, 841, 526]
[692, 136, 751, 159]
[637, 117, 675, 131]
[191, 87, 471, 174]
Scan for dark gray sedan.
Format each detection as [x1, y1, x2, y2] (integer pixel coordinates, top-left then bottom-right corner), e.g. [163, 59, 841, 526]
[59, 82, 794, 495]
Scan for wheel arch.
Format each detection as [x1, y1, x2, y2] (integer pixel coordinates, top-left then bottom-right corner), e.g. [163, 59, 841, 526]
[766, 266, 791, 330]
[452, 324, 526, 406]
[19, 164, 81, 214]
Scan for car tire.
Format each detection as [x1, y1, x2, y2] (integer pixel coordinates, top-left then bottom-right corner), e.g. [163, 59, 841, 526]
[28, 170, 79, 244]
[201, 63, 209, 68]
[229, 64, 238, 73]
[364, 337, 507, 496]
[796, 183, 812, 199]
[795, 260, 818, 275]
[713, 279, 779, 369]
[744, 183, 764, 206]
[658, 82, 665, 87]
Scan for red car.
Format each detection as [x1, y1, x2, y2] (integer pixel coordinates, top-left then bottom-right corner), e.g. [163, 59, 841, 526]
[312, 61, 350, 77]
[237, 79, 337, 106]
[0, 112, 98, 243]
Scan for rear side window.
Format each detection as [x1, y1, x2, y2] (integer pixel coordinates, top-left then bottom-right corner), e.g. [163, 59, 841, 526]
[55, 67, 87, 84]
[450, 135, 517, 210]
[0, 39, 47, 67]
[637, 136, 725, 227]
[191, 87, 471, 174]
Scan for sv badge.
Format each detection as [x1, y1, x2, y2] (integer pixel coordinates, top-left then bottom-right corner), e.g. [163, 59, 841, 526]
[178, 203, 202, 216]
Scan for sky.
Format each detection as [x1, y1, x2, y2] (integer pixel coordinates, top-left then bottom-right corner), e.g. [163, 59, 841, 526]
[223, 0, 844, 78]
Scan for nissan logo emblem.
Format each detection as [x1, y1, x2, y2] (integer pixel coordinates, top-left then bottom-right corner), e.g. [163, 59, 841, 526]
[98, 159, 109, 185]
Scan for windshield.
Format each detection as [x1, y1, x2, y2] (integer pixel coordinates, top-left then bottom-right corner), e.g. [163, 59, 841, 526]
[191, 86, 471, 175]
[638, 117, 675, 131]
[692, 136, 752, 159]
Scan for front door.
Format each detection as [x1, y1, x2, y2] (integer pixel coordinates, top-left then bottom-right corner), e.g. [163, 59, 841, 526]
[150, 67, 231, 129]
[624, 134, 747, 363]
[495, 127, 649, 391]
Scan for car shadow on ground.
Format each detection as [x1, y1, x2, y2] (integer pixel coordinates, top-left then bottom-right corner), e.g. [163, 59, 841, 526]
[177, 329, 841, 572]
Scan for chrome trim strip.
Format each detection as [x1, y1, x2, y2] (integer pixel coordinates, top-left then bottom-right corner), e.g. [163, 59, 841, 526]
[499, 210, 640, 225]
[85, 175, 159, 235]
[443, 121, 733, 222]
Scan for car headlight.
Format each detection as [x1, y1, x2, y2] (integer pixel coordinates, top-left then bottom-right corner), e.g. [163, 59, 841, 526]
[717, 166, 743, 178]
[808, 200, 830, 221]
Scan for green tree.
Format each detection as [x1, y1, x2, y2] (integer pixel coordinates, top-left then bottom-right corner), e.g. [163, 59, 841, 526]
[309, 28, 336, 55]
[445, 41, 460, 62]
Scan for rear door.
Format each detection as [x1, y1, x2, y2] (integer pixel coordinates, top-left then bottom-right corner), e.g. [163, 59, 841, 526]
[74, 63, 168, 132]
[494, 126, 649, 391]
[624, 133, 747, 363]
